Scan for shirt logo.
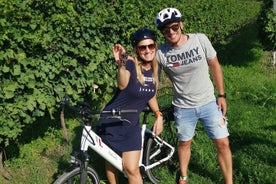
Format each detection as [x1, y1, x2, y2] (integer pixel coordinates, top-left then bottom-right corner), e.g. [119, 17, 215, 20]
[139, 76, 155, 92]
[166, 47, 202, 67]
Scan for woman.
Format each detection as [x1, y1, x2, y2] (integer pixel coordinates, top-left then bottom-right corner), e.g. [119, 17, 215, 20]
[96, 28, 163, 184]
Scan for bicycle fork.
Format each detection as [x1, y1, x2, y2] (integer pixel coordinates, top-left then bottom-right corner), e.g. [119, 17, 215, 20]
[80, 151, 90, 184]
[70, 151, 90, 184]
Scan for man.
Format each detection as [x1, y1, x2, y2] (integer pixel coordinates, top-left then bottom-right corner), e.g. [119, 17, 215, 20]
[155, 7, 233, 184]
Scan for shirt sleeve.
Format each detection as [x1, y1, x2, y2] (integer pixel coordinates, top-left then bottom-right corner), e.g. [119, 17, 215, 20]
[125, 59, 135, 72]
[197, 33, 217, 61]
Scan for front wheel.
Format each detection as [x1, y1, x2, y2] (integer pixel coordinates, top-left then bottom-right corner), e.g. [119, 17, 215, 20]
[53, 164, 100, 184]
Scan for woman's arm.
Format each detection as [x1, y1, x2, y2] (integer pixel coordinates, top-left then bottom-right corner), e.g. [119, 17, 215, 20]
[117, 64, 130, 90]
[113, 44, 130, 90]
[148, 95, 163, 136]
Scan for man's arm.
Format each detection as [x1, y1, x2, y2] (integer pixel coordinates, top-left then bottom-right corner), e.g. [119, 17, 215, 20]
[208, 56, 227, 115]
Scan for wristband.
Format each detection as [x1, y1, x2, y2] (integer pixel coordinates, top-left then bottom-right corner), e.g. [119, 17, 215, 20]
[218, 93, 226, 98]
[154, 111, 163, 118]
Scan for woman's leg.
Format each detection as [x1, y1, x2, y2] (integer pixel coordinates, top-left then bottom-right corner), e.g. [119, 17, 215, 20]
[106, 161, 119, 184]
[122, 150, 143, 184]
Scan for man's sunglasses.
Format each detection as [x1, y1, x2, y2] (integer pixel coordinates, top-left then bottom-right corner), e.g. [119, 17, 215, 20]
[162, 23, 180, 35]
[138, 43, 156, 52]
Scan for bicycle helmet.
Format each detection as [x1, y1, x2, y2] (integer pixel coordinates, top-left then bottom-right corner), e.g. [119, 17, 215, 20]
[155, 8, 182, 30]
[131, 28, 157, 46]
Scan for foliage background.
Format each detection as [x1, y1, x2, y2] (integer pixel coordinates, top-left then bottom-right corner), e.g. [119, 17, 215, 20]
[258, 0, 276, 50]
[0, 0, 262, 148]
[1, 0, 275, 184]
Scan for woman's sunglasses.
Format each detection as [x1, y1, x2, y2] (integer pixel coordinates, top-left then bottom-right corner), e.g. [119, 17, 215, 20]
[162, 23, 180, 35]
[137, 43, 156, 52]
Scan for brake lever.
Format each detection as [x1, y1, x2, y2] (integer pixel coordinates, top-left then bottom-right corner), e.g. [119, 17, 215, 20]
[106, 116, 132, 124]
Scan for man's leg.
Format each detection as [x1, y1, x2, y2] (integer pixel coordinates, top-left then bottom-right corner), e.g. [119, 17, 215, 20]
[214, 137, 233, 184]
[174, 106, 197, 183]
[178, 139, 192, 178]
[200, 101, 233, 183]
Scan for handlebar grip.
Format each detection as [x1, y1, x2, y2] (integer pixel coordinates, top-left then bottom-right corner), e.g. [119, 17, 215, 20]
[76, 101, 90, 108]
[60, 95, 70, 106]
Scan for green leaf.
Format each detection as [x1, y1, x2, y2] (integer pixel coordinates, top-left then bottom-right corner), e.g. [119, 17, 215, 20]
[2, 65, 10, 73]
[13, 64, 21, 76]
[3, 81, 18, 99]
[30, 23, 37, 30]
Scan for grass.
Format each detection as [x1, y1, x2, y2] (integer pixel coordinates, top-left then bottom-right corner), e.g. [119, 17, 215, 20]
[1, 21, 276, 184]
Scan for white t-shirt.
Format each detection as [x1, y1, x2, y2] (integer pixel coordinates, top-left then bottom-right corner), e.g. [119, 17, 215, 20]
[156, 33, 217, 108]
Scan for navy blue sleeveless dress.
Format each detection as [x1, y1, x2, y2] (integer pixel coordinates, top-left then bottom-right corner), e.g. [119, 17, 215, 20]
[96, 60, 156, 153]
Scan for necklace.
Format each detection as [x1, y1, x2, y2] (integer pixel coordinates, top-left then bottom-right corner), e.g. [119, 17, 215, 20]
[142, 64, 151, 71]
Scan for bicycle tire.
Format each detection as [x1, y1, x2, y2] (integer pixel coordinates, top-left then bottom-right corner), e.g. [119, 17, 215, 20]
[53, 164, 100, 184]
[144, 136, 172, 184]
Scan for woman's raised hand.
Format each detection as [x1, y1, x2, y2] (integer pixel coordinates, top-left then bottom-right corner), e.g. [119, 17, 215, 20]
[112, 44, 127, 67]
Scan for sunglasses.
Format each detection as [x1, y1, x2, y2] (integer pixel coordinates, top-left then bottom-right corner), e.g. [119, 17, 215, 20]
[137, 43, 156, 52]
[162, 23, 180, 35]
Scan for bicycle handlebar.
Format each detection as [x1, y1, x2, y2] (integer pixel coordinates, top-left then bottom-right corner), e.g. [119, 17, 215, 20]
[60, 96, 138, 118]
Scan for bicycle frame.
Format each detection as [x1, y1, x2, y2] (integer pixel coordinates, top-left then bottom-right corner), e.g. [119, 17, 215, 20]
[80, 125, 123, 171]
[140, 124, 175, 170]
[78, 121, 175, 174]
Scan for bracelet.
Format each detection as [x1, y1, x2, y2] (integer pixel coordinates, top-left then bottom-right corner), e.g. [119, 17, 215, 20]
[115, 59, 126, 67]
[218, 93, 226, 98]
[120, 60, 126, 66]
[154, 111, 163, 118]
[120, 52, 129, 61]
